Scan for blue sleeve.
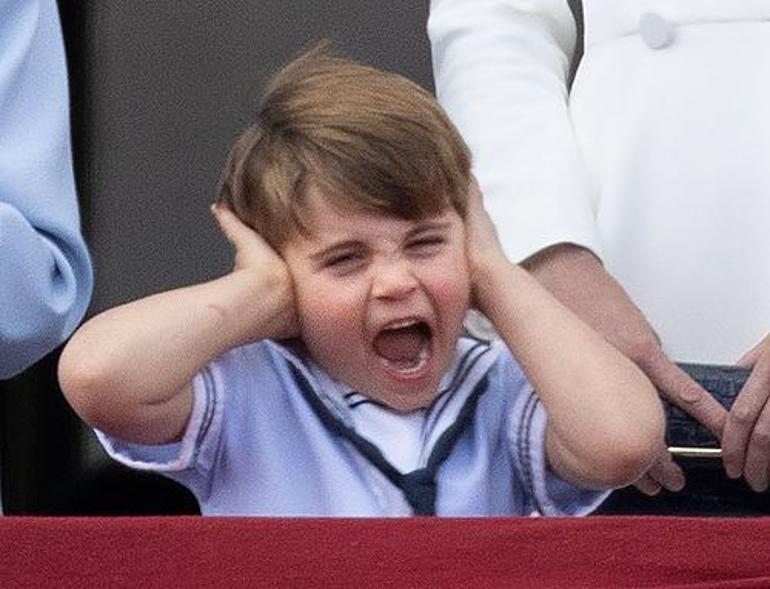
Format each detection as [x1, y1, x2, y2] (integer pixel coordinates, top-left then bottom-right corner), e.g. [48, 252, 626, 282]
[0, 0, 93, 378]
[95, 355, 234, 506]
[509, 384, 609, 516]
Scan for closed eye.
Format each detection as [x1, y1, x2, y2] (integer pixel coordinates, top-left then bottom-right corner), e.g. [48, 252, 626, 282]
[408, 235, 446, 255]
[324, 252, 364, 271]
[410, 236, 444, 246]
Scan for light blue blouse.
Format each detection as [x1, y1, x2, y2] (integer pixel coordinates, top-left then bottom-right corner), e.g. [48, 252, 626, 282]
[0, 0, 92, 379]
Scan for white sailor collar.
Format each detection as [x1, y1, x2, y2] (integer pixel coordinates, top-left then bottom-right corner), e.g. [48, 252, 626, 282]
[266, 337, 503, 470]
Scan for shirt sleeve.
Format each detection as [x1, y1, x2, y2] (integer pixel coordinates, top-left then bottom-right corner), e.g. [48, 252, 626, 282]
[509, 384, 609, 516]
[95, 363, 225, 483]
[428, 0, 602, 264]
[0, 0, 93, 378]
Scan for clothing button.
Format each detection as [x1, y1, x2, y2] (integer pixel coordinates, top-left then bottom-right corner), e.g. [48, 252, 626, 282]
[639, 12, 675, 50]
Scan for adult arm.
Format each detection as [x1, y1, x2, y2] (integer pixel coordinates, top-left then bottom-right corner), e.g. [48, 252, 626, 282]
[0, 0, 93, 378]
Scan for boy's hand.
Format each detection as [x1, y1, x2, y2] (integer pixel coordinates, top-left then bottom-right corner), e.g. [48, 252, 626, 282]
[211, 203, 299, 340]
[464, 177, 509, 303]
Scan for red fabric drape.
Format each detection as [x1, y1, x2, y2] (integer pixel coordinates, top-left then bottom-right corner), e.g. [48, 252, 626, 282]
[2, 516, 769, 588]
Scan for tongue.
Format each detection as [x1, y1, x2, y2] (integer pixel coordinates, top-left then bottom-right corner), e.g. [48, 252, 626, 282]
[373, 325, 426, 362]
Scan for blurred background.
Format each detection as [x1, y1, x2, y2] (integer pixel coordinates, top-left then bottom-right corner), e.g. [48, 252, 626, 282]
[0, 1, 583, 514]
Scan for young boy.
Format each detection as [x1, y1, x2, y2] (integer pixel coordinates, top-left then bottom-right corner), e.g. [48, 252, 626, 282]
[58, 48, 664, 516]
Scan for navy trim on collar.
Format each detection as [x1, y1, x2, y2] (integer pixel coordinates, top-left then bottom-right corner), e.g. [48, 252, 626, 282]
[287, 363, 490, 516]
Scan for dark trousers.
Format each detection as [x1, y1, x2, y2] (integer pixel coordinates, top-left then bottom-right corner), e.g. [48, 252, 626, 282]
[596, 459, 770, 517]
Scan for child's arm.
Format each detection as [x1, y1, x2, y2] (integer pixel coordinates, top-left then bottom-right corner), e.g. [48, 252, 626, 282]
[465, 180, 665, 490]
[58, 205, 297, 445]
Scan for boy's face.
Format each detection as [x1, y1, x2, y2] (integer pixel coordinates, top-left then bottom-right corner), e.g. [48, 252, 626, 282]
[282, 186, 470, 411]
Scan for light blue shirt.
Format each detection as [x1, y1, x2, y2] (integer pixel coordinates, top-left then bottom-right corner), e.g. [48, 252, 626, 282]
[98, 338, 607, 517]
[0, 0, 93, 379]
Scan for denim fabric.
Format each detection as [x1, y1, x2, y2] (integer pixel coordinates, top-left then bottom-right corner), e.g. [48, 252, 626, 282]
[597, 363, 770, 516]
[666, 363, 749, 448]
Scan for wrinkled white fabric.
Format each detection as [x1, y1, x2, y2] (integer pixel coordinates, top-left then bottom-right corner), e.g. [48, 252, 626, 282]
[431, 0, 770, 363]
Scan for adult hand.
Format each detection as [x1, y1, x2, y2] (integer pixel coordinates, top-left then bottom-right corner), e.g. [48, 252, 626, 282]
[721, 335, 770, 491]
[524, 244, 728, 492]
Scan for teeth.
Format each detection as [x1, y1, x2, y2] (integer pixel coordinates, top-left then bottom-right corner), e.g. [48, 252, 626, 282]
[383, 318, 420, 330]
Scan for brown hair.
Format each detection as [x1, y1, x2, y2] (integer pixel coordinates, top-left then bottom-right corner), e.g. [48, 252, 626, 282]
[217, 43, 472, 249]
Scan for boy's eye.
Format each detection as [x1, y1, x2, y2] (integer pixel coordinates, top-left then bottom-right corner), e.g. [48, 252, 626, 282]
[408, 236, 445, 253]
[325, 252, 362, 269]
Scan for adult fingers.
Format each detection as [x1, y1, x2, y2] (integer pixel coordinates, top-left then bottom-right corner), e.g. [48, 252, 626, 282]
[638, 348, 728, 438]
[632, 449, 684, 496]
[742, 399, 770, 492]
[737, 336, 769, 368]
[211, 203, 254, 249]
[211, 203, 278, 272]
[724, 361, 770, 488]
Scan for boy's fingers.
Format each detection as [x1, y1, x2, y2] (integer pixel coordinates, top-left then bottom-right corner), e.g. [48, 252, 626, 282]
[211, 203, 284, 274]
[633, 474, 661, 496]
[649, 452, 686, 492]
[211, 203, 260, 249]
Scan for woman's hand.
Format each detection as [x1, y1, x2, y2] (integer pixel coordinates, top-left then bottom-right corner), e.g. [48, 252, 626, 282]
[722, 334, 770, 491]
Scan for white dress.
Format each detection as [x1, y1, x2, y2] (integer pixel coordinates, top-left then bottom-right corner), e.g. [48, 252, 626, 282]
[430, 0, 770, 363]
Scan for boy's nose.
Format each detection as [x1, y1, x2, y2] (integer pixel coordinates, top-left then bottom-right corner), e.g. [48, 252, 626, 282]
[371, 260, 418, 301]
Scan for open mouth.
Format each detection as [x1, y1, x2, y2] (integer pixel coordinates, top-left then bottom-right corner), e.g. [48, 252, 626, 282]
[372, 318, 433, 376]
